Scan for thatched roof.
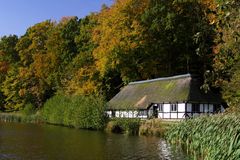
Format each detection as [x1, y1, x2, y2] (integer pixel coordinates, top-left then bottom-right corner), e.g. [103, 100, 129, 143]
[108, 74, 223, 110]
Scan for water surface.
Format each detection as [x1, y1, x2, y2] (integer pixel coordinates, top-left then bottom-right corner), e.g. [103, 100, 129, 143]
[0, 122, 189, 160]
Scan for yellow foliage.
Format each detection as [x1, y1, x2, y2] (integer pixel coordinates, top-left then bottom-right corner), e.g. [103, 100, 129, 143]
[92, 0, 149, 77]
[64, 66, 100, 96]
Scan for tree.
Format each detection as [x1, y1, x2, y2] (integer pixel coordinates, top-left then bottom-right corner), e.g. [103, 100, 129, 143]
[92, 0, 217, 98]
[212, 0, 240, 109]
[0, 35, 19, 110]
[62, 15, 100, 96]
[3, 21, 55, 109]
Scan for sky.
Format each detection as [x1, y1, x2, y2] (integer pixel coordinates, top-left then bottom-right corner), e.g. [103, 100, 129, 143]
[0, 0, 113, 37]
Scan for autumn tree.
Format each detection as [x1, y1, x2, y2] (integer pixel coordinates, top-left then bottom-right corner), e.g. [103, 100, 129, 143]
[92, 0, 217, 98]
[212, 0, 240, 109]
[61, 15, 100, 95]
[0, 35, 19, 110]
[2, 21, 54, 110]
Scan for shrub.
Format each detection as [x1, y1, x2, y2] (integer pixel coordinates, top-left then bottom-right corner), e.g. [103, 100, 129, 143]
[106, 118, 140, 135]
[22, 103, 36, 116]
[41, 94, 107, 130]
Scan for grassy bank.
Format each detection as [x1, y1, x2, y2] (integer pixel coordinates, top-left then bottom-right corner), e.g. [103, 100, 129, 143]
[105, 118, 141, 135]
[0, 112, 42, 123]
[106, 118, 173, 136]
[166, 114, 240, 160]
[139, 119, 176, 137]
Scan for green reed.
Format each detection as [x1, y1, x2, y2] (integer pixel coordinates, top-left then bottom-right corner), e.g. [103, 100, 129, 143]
[166, 114, 240, 160]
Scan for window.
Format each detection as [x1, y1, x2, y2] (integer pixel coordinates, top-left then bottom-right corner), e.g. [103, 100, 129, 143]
[158, 104, 163, 112]
[139, 110, 148, 116]
[170, 104, 177, 112]
[192, 104, 200, 113]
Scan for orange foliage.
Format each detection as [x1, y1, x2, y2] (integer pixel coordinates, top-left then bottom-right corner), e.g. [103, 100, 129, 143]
[92, 0, 149, 77]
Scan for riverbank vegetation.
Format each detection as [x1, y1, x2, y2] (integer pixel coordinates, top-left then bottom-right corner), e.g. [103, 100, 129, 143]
[0, 112, 41, 123]
[166, 114, 240, 159]
[105, 118, 173, 137]
[106, 118, 141, 135]
[41, 95, 107, 130]
[139, 119, 174, 137]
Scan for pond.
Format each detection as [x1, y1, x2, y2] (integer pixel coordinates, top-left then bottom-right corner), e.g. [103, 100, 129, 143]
[0, 122, 189, 160]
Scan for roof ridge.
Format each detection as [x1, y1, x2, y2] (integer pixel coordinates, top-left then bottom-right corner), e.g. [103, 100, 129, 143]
[129, 73, 192, 85]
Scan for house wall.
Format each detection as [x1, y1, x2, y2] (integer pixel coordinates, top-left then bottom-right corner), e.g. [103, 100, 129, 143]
[106, 103, 223, 119]
[106, 110, 147, 119]
[186, 103, 214, 113]
[158, 103, 185, 119]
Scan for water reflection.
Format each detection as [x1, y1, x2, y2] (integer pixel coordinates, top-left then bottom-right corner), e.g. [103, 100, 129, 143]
[0, 122, 189, 160]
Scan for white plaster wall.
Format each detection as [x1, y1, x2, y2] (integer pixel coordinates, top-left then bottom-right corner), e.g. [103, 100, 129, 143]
[178, 103, 185, 112]
[128, 111, 132, 118]
[187, 103, 192, 112]
[163, 113, 170, 119]
[178, 113, 185, 119]
[106, 111, 112, 118]
[163, 104, 170, 112]
[116, 111, 120, 117]
[128, 111, 138, 118]
[171, 113, 178, 118]
[158, 113, 163, 118]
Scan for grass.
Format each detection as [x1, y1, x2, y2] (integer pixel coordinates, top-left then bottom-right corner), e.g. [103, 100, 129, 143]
[139, 119, 174, 137]
[106, 118, 174, 136]
[0, 112, 42, 123]
[166, 114, 240, 160]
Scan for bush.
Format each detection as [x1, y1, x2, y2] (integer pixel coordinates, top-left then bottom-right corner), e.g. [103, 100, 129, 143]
[22, 103, 36, 116]
[106, 118, 140, 135]
[41, 94, 107, 130]
[166, 114, 240, 159]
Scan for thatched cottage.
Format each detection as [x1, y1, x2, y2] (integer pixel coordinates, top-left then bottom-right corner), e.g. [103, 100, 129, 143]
[106, 74, 224, 119]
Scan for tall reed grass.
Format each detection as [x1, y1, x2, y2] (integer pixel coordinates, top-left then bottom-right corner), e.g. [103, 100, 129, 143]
[166, 114, 240, 160]
[41, 94, 107, 130]
[0, 112, 42, 123]
[139, 119, 174, 137]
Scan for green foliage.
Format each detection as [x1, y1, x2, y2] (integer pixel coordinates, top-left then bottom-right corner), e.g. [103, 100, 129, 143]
[22, 103, 36, 116]
[212, 0, 240, 109]
[139, 119, 170, 137]
[166, 114, 240, 159]
[106, 118, 140, 135]
[0, 112, 42, 123]
[41, 94, 107, 130]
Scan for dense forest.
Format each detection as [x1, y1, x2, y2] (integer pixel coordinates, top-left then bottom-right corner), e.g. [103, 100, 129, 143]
[0, 0, 239, 111]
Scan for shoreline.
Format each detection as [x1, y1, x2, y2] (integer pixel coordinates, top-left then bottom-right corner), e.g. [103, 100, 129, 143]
[0, 112, 173, 137]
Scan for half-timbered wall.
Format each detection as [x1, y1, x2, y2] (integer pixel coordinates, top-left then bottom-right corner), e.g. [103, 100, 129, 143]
[106, 102, 223, 119]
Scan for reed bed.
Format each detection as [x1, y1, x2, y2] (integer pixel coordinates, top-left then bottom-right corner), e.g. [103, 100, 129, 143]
[166, 114, 240, 160]
[0, 112, 42, 123]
